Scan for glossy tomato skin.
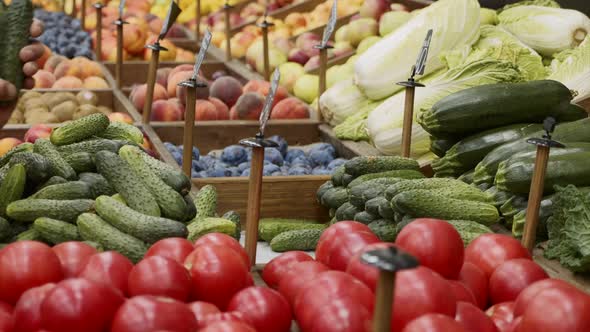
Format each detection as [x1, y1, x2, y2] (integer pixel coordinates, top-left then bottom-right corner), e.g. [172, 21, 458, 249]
[316, 221, 372, 267]
[449, 281, 477, 305]
[198, 311, 252, 329]
[145, 238, 195, 264]
[465, 234, 531, 278]
[395, 219, 464, 279]
[390, 267, 457, 332]
[512, 279, 573, 317]
[318, 230, 380, 271]
[455, 301, 498, 332]
[0, 301, 13, 332]
[228, 286, 292, 332]
[127, 256, 192, 301]
[51, 242, 97, 278]
[486, 301, 515, 332]
[194, 233, 250, 268]
[345, 242, 397, 291]
[185, 244, 250, 309]
[402, 314, 467, 332]
[78, 251, 133, 295]
[199, 321, 256, 332]
[40, 278, 124, 332]
[307, 297, 373, 332]
[261, 251, 313, 288]
[0, 241, 64, 304]
[459, 262, 488, 309]
[518, 286, 590, 332]
[111, 295, 197, 332]
[187, 302, 220, 328]
[277, 261, 329, 306]
[488, 259, 548, 304]
[12, 283, 56, 332]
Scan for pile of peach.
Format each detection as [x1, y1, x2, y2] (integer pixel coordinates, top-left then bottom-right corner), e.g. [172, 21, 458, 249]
[33, 56, 110, 90]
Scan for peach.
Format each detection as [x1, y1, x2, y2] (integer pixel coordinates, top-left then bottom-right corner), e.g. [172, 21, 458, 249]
[82, 60, 104, 79]
[36, 44, 52, 69]
[285, 12, 307, 29]
[53, 77, 84, 89]
[168, 64, 194, 80]
[208, 97, 230, 120]
[229, 31, 258, 59]
[167, 71, 192, 98]
[129, 83, 168, 111]
[83, 76, 109, 89]
[295, 32, 321, 51]
[288, 48, 311, 66]
[108, 112, 134, 124]
[195, 100, 219, 121]
[177, 79, 210, 106]
[54, 60, 82, 80]
[175, 49, 195, 62]
[156, 67, 172, 88]
[273, 37, 294, 56]
[233, 92, 265, 120]
[148, 17, 164, 35]
[0, 138, 23, 157]
[210, 76, 243, 108]
[360, 0, 389, 20]
[151, 99, 183, 122]
[123, 24, 148, 55]
[271, 97, 310, 119]
[167, 98, 186, 115]
[33, 70, 56, 88]
[43, 55, 68, 74]
[144, 38, 177, 62]
[24, 124, 52, 143]
[243, 80, 288, 108]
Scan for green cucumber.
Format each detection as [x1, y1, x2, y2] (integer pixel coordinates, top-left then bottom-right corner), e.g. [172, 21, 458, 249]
[33, 217, 81, 244]
[222, 210, 241, 240]
[384, 178, 474, 201]
[97, 122, 143, 144]
[31, 181, 93, 200]
[320, 187, 349, 209]
[8, 152, 51, 184]
[82, 240, 105, 252]
[78, 172, 115, 198]
[316, 181, 335, 203]
[187, 217, 236, 241]
[7, 199, 95, 223]
[140, 153, 191, 195]
[342, 173, 354, 187]
[194, 185, 217, 219]
[183, 194, 197, 222]
[346, 169, 425, 188]
[57, 139, 120, 157]
[0, 142, 33, 168]
[259, 221, 326, 242]
[77, 213, 148, 263]
[377, 198, 395, 220]
[34, 138, 77, 180]
[484, 187, 518, 208]
[36, 176, 67, 191]
[500, 195, 529, 221]
[0, 217, 10, 242]
[419, 80, 573, 137]
[368, 219, 396, 242]
[331, 166, 346, 186]
[63, 152, 95, 173]
[112, 193, 126, 204]
[335, 202, 360, 221]
[344, 156, 420, 177]
[16, 228, 43, 242]
[95, 150, 160, 217]
[430, 137, 458, 158]
[269, 229, 323, 252]
[349, 178, 405, 208]
[445, 220, 493, 246]
[365, 196, 387, 216]
[0, 163, 26, 217]
[50, 114, 110, 146]
[95, 195, 187, 244]
[458, 170, 475, 184]
[354, 211, 377, 224]
[119, 145, 187, 221]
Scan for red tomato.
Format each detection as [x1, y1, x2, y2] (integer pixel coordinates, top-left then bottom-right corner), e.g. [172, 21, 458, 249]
[389, 267, 457, 332]
[145, 238, 195, 264]
[228, 286, 292, 332]
[345, 242, 397, 291]
[307, 297, 373, 332]
[199, 312, 252, 329]
[513, 278, 573, 317]
[12, 283, 56, 332]
[0, 241, 63, 304]
[127, 256, 192, 301]
[261, 251, 313, 288]
[517, 286, 590, 332]
[187, 302, 220, 328]
[51, 242, 97, 278]
[199, 321, 256, 332]
[316, 222, 372, 264]
[488, 259, 548, 304]
[459, 262, 488, 309]
[395, 219, 464, 279]
[185, 244, 250, 309]
[78, 251, 133, 295]
[278, 261, 329, 306]
[111, 295, 197, 332]
[402, 314, 467, 332]
[0, 301, 13, 332]
[319, 230, 380, 271]
[40, 278, 124, 332]
[486, 302, 515, 332]
[449, 281, 477, 305]
[194, 233, 250, 268]
[455, 301, 498, 332]
[505, 317, 521, 332]
[465, 234, 531, 278]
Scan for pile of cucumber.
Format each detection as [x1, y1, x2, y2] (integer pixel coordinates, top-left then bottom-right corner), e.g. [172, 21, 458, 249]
[0, 114, 240, 262]
[317, 156, 495, 245]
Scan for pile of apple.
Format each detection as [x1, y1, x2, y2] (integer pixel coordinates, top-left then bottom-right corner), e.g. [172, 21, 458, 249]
[129, 64, 311, 122]
[33, 55, 110, 90]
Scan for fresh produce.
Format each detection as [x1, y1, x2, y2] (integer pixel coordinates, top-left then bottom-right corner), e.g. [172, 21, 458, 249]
[7, 199, 95, 223]
[262, 251, 314, 289]
[548, 35, 590, 103]
[33, 56, 109, 89]
[35, 9, 93, 58]
[488, 258, 548, 304]
[33, 217, 81, 244]
[0, 164, 26, 218]
[227, 287, 292, 332]
[187, 217, 237, 241]
[258, 220, 326, 242]
[465, 234, 531, 277]
[270, 228, 324, 252]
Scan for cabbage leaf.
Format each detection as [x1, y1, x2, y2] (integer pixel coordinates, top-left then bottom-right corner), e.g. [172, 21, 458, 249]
[499, 0, 560, 12]
[333, 101, 382, 142]
[319, 79, 371, 127]
[548, 36, 590, 103]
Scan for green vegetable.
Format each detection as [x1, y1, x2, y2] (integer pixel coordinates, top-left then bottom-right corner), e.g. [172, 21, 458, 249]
[354, 211, 377, 224]
[16, 228, 43, 242]
[479, 8, 498, 25]
[83, 241, 104, 252]
[187, 217, 236, 241]
[222, 210, 241, 240]
[63, 152, 96, 173]
[31, 181, 93, 200]
[316, 181, 335, 203]
[430, 137, 458, 158]
[140, 152, 191, 195]
[194, 185, 217, 219]
[331, 167, 346, 187]
[320, 79, 373, 127]
[111, 193, 126, 204]
[484, 186, 517, 208]
[97, 121, 143, 144]
[183, 195, 197, 222]
[333, 101, 379, 142]
[344, 156, 419, 177]
[548, 34, 590, 104]
[349, 178, 402, 208]
[57, 139, 120, 157]
[500, 195, 529, 222]
[270, 229, 323, 252]
[335, 202, 360, 221]
[500, 0, 560, 11]
[458, 170, 475, 184]
[8, 152, 51, 184]
[0, 143, 33, 168]
[0, 164, 26, 217]
[365, 196, 387, 216]
[7, 199, 95, 223]
[445, 220, 493, 246]
[321, 187, 349, 209]
[368, 219, 397, 242]
[259, 222, 326, 242]
[34, 139, 77, 180]
[50, 114, 110, 146]
[379, 11, 411, 36]
[0, 217, 11, 242]
[78, 172, 115, 198]
[36, 176, 67, 191]
[33, 217, 81, 244]
[384, 178, 475, 201]
[347, 169, 424, 188]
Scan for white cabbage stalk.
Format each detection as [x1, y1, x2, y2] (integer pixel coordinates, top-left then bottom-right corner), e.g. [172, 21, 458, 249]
[319, 79, 371, 126]
[548, 36, 590, 103]
[354, 0, 481, 100]
[498, 6, 590, 57]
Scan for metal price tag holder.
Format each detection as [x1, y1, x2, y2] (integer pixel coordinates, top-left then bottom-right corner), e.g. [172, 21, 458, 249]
[113, 0, 128, 89]
[223, 1, 234, 61]
[257, 9, 275, 81]
[93, 2, 105, 60]
[314, 0, 337, 122]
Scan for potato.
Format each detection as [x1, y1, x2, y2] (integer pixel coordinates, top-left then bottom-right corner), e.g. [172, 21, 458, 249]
[73, 104, 99, 120]
[40, 92, 55, 105]
[46, 92, 77, 109]
[8, 110, 24, 124]
[23, 98, 48, 112]
[19, 91, 42, 104]
[76, 90, 98, 106]
[51, 100, 77, 122]
[26, 111, 60, 125]
[96, 105, 113, 115]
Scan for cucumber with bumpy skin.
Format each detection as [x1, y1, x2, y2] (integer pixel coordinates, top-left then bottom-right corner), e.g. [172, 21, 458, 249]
[321, 187, 349, 209]
[384, 178, 474, 201]
[78, 172, 115, 198]
[187, 217, 236, 241]
[57, 139, 120, 157]
[34, 138, 77, 180]
[346, 169, 425, 188]
[445, 220, 494, 246]
[16, 228, 43, 242]
[0, 163, 26, 218]
[0, 143, 33, 168]
[31, 181, 93, 200]
[344, 156, 420, 177]
[50, 114, 110, 146]
[316, 181, 334, 203]
[365, 196, 387, 216]
[97, 121, 144, 144]
[8, 152, 51, 184]
[64, 152, 95, 173]
[368, 219, 396, 242]
[194, 185, 217, 219]
[222, 210, 241, 240]
[140, 153, 191, 195]
[0, 217, 10, 242]
[36, 176, 67, 191]
[259, 222, 326, 242]
[354, 211, 377, 224]
[335, 202, 358, 221]
[270, 229, 323, 252]
[7, 199, 95, 223]
[33, 217, 81, 244]
[331, 166, 345, 186]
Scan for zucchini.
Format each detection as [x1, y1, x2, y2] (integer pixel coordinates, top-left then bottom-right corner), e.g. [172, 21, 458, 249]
[187, 217, 236, 241]
[368, 219, 396, 242]
[97, 121, 144, 144]
[419, 80, 573, 137]
[445, 220, 493, 246]
[344, 156, 420, 177]
[557, 103, 588, 122]
[496, 151, 590, 194]
[365, 196, 387, 216]
[383, 178, 475, 201]
[78, 172, 115, 198]
[193, 185, 217, 219]
[259, 221, 327, 242]
[321, 187, 349, 209]
[316, 181, 334, 203]
[119, 145, 187, 221]
[474, 117, 590, 185]
[50, 113, 110, 146]
[499, 195, 529, 221]
[77, 213, 148, 263]
[0, 217, 10, 242]
[484, 186, 517, 208]
[430, 137, 458, 158]
[269, 229, 323, 252]
[34, 139, 77, 180]
[222, 210, 241, 240]
[64, 152, 95, 173]
[0, 142, 33, 168]
[392, 190, 500, 226]
[354, 211, 377, 224]
[31, 181, 93, 200]
[347, 169, 425, 188]
[7, 199, 95, 223]
[95, 195, 187, 244]
[8, 152, 51, 184]
[0, 164, 26, 217]
[33, 217, 81, 244]
[335, 202, 360, 221]
[140, 153, 191, 195]
[95, 150, 160, 217]
[431, 123, 542, 177]
[57, 139, 120, 157]
[458, 170, 475, 184]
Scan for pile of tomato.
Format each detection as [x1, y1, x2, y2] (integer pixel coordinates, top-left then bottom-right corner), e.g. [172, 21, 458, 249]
[1, 219, 589, 332]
